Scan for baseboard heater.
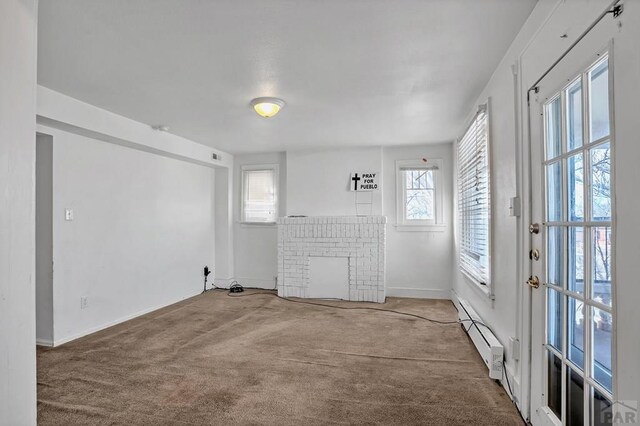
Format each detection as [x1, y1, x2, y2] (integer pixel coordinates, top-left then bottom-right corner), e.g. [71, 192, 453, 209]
[455, 296, 504, 380]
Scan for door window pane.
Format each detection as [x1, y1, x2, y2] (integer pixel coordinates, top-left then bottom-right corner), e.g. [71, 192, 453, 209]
[568, 227, 584, 295]
[568, 154, 584, 221]
[547, 161, 562, 221]
[567, 297, 584, 369]
[593, 307, 613, 392]
[589, 59, 610, 141]
[567, 80, 583, 150]
[547, 226, 564, 287]
[566, 367, 585, 426]
[541, 55, 615, 426]
[591, 143, 611, 221]
[593, 388, 613, 426]
[546, 97, 562, 159]
[548, 352, 563, 419]
[548, 288, 563, 351]
[592, 227, 612, 306]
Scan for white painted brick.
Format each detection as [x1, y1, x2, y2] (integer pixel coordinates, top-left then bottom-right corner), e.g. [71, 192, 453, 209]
[278, 217, 385, 303]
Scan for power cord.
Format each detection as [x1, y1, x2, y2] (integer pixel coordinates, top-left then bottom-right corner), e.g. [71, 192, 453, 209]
[212, 280, 278, 293]
[502, 355, 528, 425]
[218, 288, 527, 424]
[222, 289, 492, 328]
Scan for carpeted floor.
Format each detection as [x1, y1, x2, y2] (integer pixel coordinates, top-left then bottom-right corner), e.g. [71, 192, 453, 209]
[37, 290, 524, 425]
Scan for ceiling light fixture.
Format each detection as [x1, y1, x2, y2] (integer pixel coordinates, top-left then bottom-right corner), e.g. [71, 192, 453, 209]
[250, 97, 285, 118]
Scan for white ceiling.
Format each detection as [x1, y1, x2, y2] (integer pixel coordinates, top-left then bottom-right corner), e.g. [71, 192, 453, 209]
[38, 0, 536, 154]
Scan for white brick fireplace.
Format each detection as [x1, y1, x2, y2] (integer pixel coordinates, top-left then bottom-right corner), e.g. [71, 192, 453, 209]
[277, 216, 386, 303]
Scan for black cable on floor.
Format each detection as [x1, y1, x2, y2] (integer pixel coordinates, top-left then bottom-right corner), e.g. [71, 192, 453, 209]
[215, 287, 527, 423]
[221, 289, 493, 328]
[213, 280, 278, 292]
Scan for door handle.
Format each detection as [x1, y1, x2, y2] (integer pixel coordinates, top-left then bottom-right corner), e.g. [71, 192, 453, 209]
[529, 223, 540, 234]
[527, 275, 540, 289]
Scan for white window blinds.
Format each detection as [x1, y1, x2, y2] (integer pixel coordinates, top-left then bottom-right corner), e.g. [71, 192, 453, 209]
[242, 168, 278, 223]
[457, 105, 491, 286]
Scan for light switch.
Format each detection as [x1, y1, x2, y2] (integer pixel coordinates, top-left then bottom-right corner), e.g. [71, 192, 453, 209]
[65, 208, 74, 221]
[509, 197, 521, 217]
[509, 337, 520, 361]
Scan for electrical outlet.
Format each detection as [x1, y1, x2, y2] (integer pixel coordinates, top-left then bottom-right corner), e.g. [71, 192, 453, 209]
[65, 208, 74, 221]
[80, 296, 88, 309]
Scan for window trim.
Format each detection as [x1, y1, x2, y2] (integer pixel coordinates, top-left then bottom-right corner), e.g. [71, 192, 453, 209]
[240, 163, 279, 225]
[457, 101, 493, 295]
[395, 158, 445, 232]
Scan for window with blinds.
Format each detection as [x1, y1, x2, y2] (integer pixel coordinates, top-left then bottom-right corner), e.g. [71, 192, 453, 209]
[457, 104, 491, 286]
[242, 165, 278, 223]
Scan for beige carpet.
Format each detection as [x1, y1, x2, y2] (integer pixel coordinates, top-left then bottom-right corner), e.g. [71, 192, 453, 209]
[37, 290, 523, 425]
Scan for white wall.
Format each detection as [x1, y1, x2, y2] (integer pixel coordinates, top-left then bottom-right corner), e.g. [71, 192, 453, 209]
[383, 143, 453, 299]
[234, 145, 455, 298]
[214, 167, 234, 283]
[233, 152, 286, 288]
[452, 0, 640, 412]
[39, 126, 216, 345]
[0, 0, 38, 424]
[286, 147, 383, 216]
[33, 87, 234, 344]
[36, 134, 54, 345]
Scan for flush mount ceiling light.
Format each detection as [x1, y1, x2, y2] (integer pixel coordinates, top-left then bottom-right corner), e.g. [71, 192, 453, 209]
[250, 97, 285, 118]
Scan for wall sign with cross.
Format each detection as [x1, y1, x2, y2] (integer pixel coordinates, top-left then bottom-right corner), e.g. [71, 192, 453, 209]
[350, 172, 379, 191]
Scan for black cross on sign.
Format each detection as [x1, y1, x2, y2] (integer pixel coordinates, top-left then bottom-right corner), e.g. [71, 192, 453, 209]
[351, 173, 360, 191]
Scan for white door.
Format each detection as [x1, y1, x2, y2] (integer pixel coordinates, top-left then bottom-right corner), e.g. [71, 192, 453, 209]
[528, 42, 616, 426]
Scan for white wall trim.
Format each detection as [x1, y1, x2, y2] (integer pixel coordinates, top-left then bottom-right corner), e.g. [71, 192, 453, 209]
[51, 291, 201, 347]
[504, 363, 521, 407]
[36, 86, 234, 169]
[233, 277, 277, 290]
[213, 278, 236, 288]
[386, 287, 451, 300]
[451, 290, 521, 405]
[395, 158, 444, 227]
[213, 277, 277, 290]
[240, 163, 279, 223]
[36, 339, 54, 347]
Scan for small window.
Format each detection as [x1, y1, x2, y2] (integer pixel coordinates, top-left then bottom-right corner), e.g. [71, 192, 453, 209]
[396, 159, 443, 229]
[457, 103, 491, 287]
[241, 164, 278, 223]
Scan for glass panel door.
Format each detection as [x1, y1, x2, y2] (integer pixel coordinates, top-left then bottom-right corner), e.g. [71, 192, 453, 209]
[541, 54, 614, 425]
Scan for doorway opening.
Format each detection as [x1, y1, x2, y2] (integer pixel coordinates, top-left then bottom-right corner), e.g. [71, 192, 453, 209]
[36, 133, 54, 346]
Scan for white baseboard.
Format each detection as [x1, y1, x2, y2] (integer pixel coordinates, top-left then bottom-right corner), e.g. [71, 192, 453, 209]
[385, 287, 451, 299]
[52, 290, 201, 347]
[503, 363, 521, 405]
[36, 338, 54, 347]
[213, 277, 235, 288]
[228, 276, 277, 290]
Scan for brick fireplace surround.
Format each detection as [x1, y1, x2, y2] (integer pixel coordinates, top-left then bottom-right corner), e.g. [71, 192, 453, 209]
[277, 216, 386, 303]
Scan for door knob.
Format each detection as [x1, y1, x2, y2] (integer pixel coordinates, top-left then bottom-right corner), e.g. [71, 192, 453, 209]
[527, 275, 540, 289]
[529, 223, 540, 234]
